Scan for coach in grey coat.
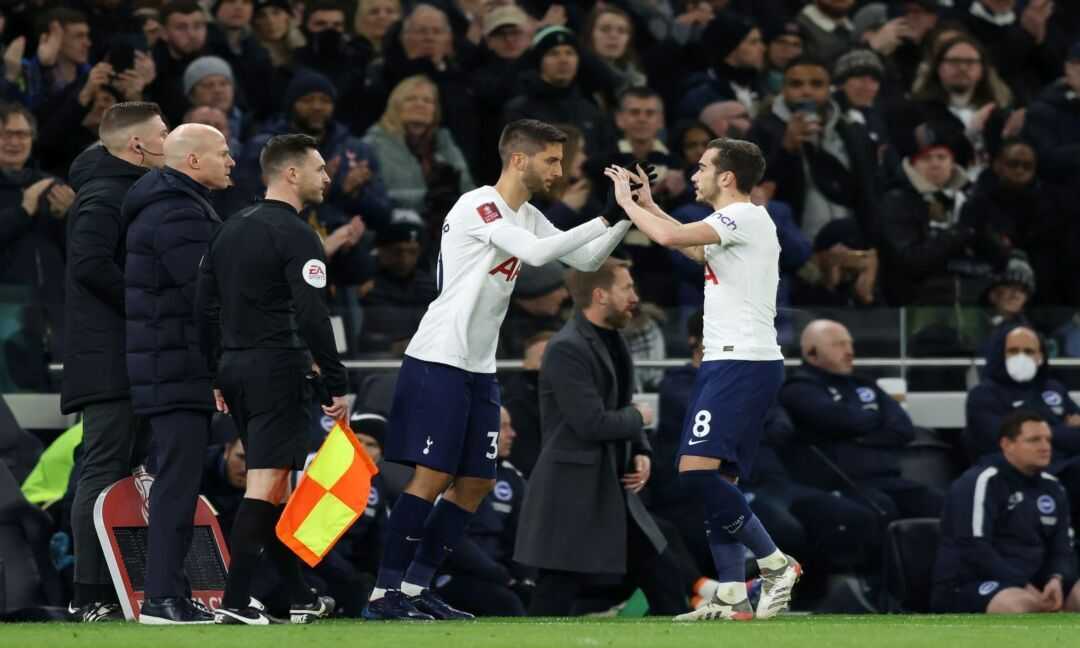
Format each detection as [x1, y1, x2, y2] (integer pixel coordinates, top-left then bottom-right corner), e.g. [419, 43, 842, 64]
[514, 258, 686, 616]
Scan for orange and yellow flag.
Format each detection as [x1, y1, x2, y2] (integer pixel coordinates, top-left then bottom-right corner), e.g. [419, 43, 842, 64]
[276, 419, 379, 567]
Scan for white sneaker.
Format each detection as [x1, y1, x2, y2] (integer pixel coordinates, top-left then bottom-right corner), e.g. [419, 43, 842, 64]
[756, 555, 802, 619]
[674, 597, 753, 622]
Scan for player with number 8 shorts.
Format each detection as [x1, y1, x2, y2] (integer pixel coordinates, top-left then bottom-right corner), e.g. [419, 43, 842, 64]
[604, 138, 800, 622]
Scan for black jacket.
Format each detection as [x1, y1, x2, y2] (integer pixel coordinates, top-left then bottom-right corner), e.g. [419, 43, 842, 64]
[0, 165, 65, 301]
[1024, 81, 1080, 184]
[123, 167, 219, 415]
[499, 369, 541, 479]
[780, 365, 915, 482]
[965, 325, 1080, 464]
[933, 456, 1076, 596]
[503, 73, 615, 159]
[61, 146, 148, 413]
[515, 311, 664, 574]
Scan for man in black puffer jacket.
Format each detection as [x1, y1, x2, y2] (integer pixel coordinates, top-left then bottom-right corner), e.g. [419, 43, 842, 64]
[62, 102, 168, 622]
[123, 122, 234, 625]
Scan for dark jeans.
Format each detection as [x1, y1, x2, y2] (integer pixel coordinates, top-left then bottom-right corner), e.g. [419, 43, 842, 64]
[71, 399, 141, 597]
[529, 518, 687, 616]
[144, 410, 210, 599]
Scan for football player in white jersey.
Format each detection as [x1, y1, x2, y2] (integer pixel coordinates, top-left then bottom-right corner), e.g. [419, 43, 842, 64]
[605, 138, 801, 622]
[364, 119, 632, 621]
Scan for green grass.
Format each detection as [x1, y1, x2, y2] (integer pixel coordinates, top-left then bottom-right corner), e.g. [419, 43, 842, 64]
[5, 615, 1080, 648]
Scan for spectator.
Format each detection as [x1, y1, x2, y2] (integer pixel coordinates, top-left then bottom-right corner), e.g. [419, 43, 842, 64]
[581, 4, 646, 96]
[252, 0, 305, 70]
[62, 101, 167, 623]
[932, 410, 1080, 614]
[367, 3, 480, 169]
[183, 56, 248, 142]
[353, 0, 402, 60]
[358, 218, 438, 354]
[965, 326, 1080, 465]
[122, 123, 234, 624]
[612, 88, 684, 207]
[951, 0, 1065, 103]
[908, 35, 1014, 171]
[362, 74, 473, 229]
[0, 103, 72, 308]
[472, 5, 534, 183]
[503, 25, 616, 158]
[678, 11, 764, 121]
[434, 406, 534, 617]
[206, 0, 275, 119]
[500, 261, 569, 360]
[962, 138, 1079, 308]
[147, 1, 212, 125]
[781, 320, 943, 522]
[499, 330, 554, 479]
[17, 9, 92, 112]
[832, 48, 889, 148]
[184, 105, 240, 155]
[293, 0, 371, 103]
[853, 1, 938, 104]
[515, 258, 686, 617]
[761, 20, 803, 97]
[749, 57, 880, 243]
[1023, 41, 1080, 183]
[243, 71, 392, 234]
[796, 0, 857, 65]
[877, 121, 992, 306]
[201, 435, 247, 537]
[36, 71, 129, 178]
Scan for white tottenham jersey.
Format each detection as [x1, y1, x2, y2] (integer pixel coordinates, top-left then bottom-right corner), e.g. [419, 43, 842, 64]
[406, 186, 552, 373]
[699, 201, 783, 362]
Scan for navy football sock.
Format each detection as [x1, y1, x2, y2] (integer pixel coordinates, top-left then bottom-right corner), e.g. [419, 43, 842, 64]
[680, 469, 778, 558]
[403, 499, 472, 589]
[375, 493, 433, 591]
[705, 518, 746, 584]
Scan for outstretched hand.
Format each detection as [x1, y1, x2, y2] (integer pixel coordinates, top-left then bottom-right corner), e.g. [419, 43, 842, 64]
[604, 166, 636, 210]
[631, 164, 658, 208]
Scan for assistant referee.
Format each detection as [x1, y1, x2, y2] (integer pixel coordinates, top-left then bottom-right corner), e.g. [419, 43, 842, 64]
[195, 134, 348, 625]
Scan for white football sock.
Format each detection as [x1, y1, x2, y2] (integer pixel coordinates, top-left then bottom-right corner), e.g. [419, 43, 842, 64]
[757, 549, 788, 572]
[715, 581, 748, 604]
[369, 587, 387, 602]
[400, 582, 425, 597]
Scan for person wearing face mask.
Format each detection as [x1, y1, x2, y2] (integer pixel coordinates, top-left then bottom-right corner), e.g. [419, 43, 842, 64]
[964, 325, 1080, 466]
[293, 0, 372, 101]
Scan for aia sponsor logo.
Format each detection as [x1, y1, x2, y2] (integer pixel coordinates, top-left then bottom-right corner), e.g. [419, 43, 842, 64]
[477, 202, 501, 224]
[704, 262, 718, 285]
[489, 256, 521, 282]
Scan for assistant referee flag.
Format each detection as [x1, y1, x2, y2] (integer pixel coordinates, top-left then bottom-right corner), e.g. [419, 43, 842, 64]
[276, 419, 379, 567]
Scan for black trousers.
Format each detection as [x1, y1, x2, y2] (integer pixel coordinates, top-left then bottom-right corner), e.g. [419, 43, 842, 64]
[70, 399, 142, 597]
[144, 410, 210, 599]
[529, 518, 687, 616]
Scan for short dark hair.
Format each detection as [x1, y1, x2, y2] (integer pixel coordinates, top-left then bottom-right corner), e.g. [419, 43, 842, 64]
[38, 7, 89, 34]
[161, 0, 205, 25]
[260, 133, 319, 177]
[306, 0, 346, 19]
[0, 102, 37, 138]
[498, 119, 567, 166]
[999, 409, 1047, 441]
[617, 86, 662, 111]
[99, 102, 162, 140]
[706, 137, 765, 194]
[783, 55, 830, 76]
[566, 257, 631, 308]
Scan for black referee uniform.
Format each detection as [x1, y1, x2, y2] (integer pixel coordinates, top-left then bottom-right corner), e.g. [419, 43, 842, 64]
[196, 198, 347, 470]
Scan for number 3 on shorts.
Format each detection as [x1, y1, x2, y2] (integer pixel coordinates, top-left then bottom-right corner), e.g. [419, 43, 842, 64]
[692, 410, 712, 438]
[485, 431, 499, 460]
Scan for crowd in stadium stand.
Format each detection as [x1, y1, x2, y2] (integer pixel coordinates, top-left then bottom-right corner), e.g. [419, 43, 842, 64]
[3, 0, 1080, 619]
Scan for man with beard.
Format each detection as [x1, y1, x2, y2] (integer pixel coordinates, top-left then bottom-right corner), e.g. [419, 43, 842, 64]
[362, 119, 631, 621]
[196, 134, 346, 625]
[514, 257, 686, 617]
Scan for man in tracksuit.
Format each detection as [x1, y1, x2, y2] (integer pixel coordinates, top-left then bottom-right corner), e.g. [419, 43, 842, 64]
[932, 410, 1080, 614]
[780, 319, 942, 522]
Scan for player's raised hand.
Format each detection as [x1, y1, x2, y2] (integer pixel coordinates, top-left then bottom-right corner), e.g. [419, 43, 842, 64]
[603, 166, 635, 209]
[631, 164, 657, 209]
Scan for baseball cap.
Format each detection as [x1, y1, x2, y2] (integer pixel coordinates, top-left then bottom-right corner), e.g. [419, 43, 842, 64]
[483, 5, 529, 38]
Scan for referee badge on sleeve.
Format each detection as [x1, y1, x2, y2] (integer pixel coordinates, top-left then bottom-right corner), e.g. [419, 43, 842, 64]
[302, 259, 327, 288]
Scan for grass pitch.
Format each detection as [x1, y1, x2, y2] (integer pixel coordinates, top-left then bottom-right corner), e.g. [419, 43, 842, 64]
[4, 615, 1080, 648]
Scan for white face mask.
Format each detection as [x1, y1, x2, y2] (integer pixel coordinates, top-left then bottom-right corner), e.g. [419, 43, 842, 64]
[1005, 353, 1038, 383]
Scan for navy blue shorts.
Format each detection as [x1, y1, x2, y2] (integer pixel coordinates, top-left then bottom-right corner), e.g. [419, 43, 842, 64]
[384, 356, 501, 479]
[677, 360, 784, 480]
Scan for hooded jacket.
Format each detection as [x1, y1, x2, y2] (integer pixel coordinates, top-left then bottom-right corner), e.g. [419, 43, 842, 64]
[964, 325, 1080, 464]
[123, 167, 219, 415]
[780, 364, 915, 482]
[61, 145, 148, 413]
[1023, 80, 1080, 183]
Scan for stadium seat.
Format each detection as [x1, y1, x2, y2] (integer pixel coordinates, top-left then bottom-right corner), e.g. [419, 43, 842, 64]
[881, 518, 940, 613]
[899, 428, 962, 492]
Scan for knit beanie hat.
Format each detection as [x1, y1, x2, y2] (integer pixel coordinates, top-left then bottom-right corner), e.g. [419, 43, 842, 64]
[183, 56, 234, 96]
